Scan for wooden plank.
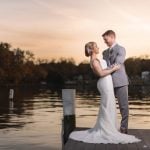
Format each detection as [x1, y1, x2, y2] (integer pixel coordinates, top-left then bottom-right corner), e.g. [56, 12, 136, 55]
[117, 143, 128, 150]
[127, 143, 137, 150]
[64, 139, 76, 150]
[142, 129, 150, 147]
[82, 143, 96, 150]
[138, 129, 150, 149]
[106, 144, 118, 150]
[95, 144, 106, 150]
[75, 141, 87, 150]
[126, 129, 138, 150]
[135, 129, 150, 150]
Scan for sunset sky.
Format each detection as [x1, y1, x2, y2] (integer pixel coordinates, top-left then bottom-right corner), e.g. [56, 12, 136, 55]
[0, 0, 150, 64]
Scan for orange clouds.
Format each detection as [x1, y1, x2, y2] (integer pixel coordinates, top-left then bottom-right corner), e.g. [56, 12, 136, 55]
[0, 0, 149, 64]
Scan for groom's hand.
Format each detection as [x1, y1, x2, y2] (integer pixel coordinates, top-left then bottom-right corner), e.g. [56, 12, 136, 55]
[110, 63, 117, 68]
[111, 63, 121, 71]
[111, 63, 121, 67]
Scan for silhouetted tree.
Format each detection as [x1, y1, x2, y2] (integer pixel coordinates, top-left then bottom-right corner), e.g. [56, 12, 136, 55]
[0, 41, 149, 86]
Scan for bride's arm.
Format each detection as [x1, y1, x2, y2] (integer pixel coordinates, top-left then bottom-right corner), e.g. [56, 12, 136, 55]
[92, 60, 120, 77]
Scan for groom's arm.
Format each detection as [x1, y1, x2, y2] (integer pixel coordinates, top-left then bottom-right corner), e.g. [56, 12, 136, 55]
[115, 47, 126, 64]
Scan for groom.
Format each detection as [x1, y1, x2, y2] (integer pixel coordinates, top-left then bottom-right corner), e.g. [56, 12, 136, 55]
[102, 30, 129, 134]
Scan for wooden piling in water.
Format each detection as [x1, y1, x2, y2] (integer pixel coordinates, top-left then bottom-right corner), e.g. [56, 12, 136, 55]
[9, 89, 14, 111]
[9, 89, 14, 100]
[61, 89, 76, 146]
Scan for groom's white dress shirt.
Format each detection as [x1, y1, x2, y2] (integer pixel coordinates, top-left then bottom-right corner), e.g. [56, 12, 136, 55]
[109, 42, 117, 51]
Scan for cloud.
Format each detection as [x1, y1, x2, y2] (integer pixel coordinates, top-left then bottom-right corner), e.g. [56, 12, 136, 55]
[0, 0, 149, 63]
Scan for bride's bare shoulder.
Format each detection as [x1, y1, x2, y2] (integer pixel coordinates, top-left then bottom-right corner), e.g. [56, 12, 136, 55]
[91, 58, 100, 63]
[90, 58, 102, 69]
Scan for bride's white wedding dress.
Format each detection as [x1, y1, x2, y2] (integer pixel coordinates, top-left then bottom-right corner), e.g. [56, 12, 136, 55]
[69, 59, 141, 144]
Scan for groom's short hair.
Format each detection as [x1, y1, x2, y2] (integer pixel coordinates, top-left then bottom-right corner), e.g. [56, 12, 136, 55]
[102, 30, 116, 37]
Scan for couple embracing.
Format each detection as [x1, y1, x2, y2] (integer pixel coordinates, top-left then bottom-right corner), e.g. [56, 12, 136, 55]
[69, 30, 141, 144]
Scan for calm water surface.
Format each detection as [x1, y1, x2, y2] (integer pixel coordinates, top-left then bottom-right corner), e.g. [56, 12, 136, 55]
[0, 86, 150, 150]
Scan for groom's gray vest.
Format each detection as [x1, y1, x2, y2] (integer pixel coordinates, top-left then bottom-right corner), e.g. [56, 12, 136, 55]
[103, 44, 129, 88]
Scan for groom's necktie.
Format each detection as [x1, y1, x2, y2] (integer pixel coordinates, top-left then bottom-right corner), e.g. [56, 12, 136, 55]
[109, 48, 113, 55]
[108, 48, 113, 65]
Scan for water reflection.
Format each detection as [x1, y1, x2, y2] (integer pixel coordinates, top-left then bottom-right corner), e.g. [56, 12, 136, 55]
[0, 86, 149, 150]
[129, 85, 150, 100]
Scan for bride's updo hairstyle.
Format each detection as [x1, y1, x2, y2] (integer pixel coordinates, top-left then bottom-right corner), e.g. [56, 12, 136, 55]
[85, 42, 96, 57]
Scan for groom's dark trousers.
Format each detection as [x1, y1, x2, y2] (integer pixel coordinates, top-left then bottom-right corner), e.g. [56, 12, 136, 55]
[114, 85, 129, 129]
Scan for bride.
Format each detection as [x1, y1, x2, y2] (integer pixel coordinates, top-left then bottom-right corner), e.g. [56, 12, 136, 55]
[69, 41, 141, 144]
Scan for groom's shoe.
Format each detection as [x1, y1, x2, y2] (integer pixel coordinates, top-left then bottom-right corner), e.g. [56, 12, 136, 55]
[120, 127, 128, 134]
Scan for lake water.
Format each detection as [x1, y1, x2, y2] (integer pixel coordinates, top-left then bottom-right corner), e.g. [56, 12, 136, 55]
[0, 86, 150, 150]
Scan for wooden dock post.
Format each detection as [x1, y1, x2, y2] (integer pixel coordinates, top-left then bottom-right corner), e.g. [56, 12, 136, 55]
[61, 89, 76, 146]
[9, 89, 14, 100]
[9, 89, 14, 111]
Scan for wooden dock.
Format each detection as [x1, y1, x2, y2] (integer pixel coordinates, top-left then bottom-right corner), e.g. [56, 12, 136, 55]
[64, 127, 150, 150]
[61, 89, 150, 150]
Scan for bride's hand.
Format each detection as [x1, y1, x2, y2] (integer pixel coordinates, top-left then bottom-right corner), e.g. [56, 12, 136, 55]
[112, 64, 121, 71]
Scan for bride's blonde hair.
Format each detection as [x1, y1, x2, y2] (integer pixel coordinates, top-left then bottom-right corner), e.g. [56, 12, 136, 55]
[85, 41, 96, 57]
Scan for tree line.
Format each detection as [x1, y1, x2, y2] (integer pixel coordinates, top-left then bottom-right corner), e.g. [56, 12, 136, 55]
[0, 42, 149, 86]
